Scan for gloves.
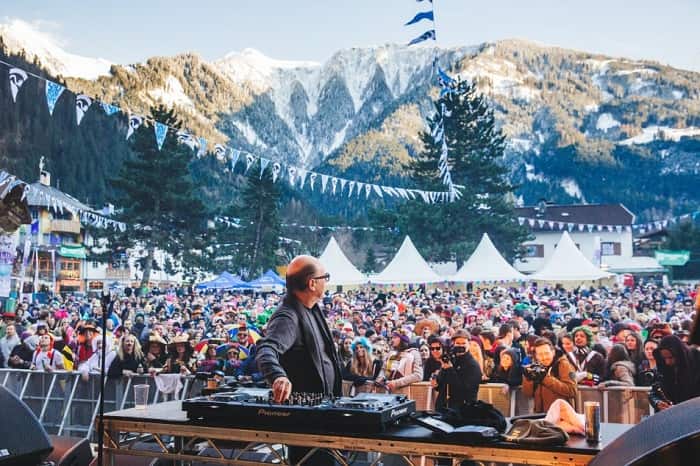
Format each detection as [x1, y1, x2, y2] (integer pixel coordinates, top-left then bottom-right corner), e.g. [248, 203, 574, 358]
[353, 377, 369, 387]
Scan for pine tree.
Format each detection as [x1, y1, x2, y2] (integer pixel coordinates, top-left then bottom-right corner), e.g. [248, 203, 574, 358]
[389, 78, 530, 265]
[93, 105, 207, 287]
[364, 247, 377, 273]
[233, 166, 282, 279]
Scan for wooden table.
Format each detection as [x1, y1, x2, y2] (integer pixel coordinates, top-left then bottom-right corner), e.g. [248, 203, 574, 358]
[100, 401, 631, 466]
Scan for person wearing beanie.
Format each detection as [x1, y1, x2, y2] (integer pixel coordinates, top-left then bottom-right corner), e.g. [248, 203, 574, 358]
[567, 326, 605, 386]
[342, 337, 382, 392]
[377, 328, 422, 393]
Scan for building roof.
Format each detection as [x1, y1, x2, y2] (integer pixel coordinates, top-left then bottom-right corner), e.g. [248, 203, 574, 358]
[601, 256, 665, 274]
[26, 181, 93, 213]
[514, 203, 635, 228]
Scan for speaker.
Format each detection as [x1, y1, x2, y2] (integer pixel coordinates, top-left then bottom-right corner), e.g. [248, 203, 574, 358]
[589, 396, 700, 466]
[0, 385, 53, 466]
[47, 435, 94, 466]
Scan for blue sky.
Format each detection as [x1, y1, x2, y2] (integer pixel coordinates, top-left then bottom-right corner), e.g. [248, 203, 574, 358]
[3, 0, 699, 71]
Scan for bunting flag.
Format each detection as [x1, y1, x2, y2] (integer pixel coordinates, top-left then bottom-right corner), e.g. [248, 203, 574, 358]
[405, 10, 434, 26]
[298, 168, 308, 188]
[176, 130, 197, 151]
[101, 103, 119, 115]
[288, 166, 297, 186]
[214, 143, 227, 161]
[126, 115, 143, 140]
[309, 172, 317, 191]
[231, 150, 241, 170]
[9, 68, 28, 102]
[154, 122, 168, 150]
[365, 184, 372, 198]
[259, 157, 270, 178]
[271, 162, 282, 183]
[75, 94, 92, 125]
[196, 137, 207, 158]
[339, 178, 347, 194]
[331, 177, 339, 195]
[407, 29, 436, 46]
[347, 180, 355, 197]
[356, 182, 364, 198]
[45, 81, 65, 115]
[244, 153, 255, 173]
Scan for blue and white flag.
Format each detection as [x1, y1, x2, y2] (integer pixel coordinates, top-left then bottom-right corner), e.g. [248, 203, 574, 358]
[9, 68, 28, 102]
[154, 122, 168, 150]
[127, 115, 143, 140]
[298, 168, 308, 188]
[416, 0, 433, 2]
[365, 184, 372, 199]
[176, 131, 197, 151]
[245, 153, 255, 173]
[309, 172, 317, 191]
[196, 137, 207, 158]
[214, 144, 227, 161]
[331, 177, 339, 195]
[288, 166, 297, 186]
[356, 182, 364, 198]
[407, 29, 435, 46]
[75, 94, 92, 125]
[321, 175, 329, 193]
[405, 10, 434, 26]
[260, 157, 270, 178]
[101, 102, 120, 116]
[347, 181, 355, 197]
[271, 162, 282, 183]
[437, 67, 455, 87]
[45, 81, 65, 115]
[231, 149, 241, 170]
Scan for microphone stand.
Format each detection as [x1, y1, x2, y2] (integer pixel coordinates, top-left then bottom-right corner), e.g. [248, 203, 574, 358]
[97, 288, 112, 466]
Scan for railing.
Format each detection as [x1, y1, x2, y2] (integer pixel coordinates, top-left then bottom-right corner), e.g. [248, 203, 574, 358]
[0, 368, 200, 442]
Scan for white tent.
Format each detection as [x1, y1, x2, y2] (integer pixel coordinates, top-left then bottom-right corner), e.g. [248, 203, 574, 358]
[529, 231, 614, 282]
[451, 233, 526, 283]
[318, 237, 367, 286]
[371, 236, 443, 284]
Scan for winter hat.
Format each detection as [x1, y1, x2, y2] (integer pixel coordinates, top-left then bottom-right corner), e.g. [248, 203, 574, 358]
[351, 337, 372, 353]
[392, 329, 411, 345]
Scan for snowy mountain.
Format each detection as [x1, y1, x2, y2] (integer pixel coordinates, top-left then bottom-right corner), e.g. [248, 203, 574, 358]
[0, 19, 112, 80]
[1, 19, 700, 219]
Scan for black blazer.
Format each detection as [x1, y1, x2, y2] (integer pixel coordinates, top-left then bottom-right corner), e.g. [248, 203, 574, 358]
[256, 294, 342, 396]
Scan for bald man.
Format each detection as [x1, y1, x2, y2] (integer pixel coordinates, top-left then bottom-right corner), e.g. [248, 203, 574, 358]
[256, 256, 342, 403]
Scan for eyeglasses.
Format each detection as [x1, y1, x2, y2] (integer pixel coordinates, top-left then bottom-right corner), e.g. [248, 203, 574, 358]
[430, 346, 442, 351]
[311, 273, 331, 282]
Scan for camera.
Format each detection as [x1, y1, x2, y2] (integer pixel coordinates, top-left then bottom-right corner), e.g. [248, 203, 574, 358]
[523, 363, 548, 383]
[639, 369, 659, 387]
[441, 345, 467, 363]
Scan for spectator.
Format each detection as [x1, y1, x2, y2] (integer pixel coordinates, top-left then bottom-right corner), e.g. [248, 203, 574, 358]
[600, 344, 635, 387]
[624, 332, 644, 368]
[163, 334, 195, 375]
[108, 334, 145, 378]
[0, 323, 20, 364]
[433, 329, 482, 411]
[522, 337, 577, 412]
[338, 337, 353, 367]
[8, 331, 34, 369]
[31, 334, 64, 371]
[343, 337, 382, 392]
[78, 336, 115, 381]
[423, 335, 445, 382]
[568, 326, 605, 386]
[144, 333, 168, 370]
[649, 335, 700, 411]
[490, 347, 522, 387]
[378, 329, 422, 393]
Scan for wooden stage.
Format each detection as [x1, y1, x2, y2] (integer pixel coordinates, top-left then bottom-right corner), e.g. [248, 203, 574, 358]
[101, 401, 631, 465]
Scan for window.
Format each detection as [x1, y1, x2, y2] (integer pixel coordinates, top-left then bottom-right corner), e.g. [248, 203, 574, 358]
[524, 244, 545, 258]
[601, 242, 621, 256]
[92, 261, 100, 269]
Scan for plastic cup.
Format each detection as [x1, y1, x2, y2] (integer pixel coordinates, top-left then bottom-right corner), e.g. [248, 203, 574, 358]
[134, 384, 149, 409]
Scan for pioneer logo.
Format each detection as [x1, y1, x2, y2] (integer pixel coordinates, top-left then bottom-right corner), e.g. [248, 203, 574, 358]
[390, 407, 409, 418]
[257, 408, 292, 417]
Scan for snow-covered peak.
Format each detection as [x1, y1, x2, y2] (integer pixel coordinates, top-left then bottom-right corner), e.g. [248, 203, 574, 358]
[0, 18, 112, 80]
[215, 48, 320, 84]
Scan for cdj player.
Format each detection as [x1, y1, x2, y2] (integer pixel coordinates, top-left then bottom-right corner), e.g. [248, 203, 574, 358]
[183, 388, 416, 433]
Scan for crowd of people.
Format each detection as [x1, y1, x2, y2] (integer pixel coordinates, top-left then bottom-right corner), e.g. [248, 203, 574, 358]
[1, 279, 699, 413]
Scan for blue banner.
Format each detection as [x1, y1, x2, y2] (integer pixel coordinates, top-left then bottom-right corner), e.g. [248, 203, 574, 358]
[154, 122, 168, 151]
[45, 81, 65, 115]
[408, 29, 436, 46]
[405, 10, 434, 26]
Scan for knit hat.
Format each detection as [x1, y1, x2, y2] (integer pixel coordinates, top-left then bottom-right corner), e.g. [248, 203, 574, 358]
[351, 336, 372, 353]
[392, 329, 411, 345]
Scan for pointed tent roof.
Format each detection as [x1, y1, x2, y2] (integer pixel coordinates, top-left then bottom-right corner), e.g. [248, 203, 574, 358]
[372, 236, 442, 284]
[451, 233, 526, 283]
[318, 237, 367, 286]
[529, 231, 614, 282]
[248, 269, 285, 289]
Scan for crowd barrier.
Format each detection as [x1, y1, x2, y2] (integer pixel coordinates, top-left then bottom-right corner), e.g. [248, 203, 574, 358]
[0, 368, 653, 442]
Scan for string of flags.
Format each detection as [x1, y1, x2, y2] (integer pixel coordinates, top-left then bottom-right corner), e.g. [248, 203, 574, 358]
[214, 216, 399, 232]
[0, 58, 456, 205]
[0, 170, 126, 231]
[517, 210, 700, 234]
[403, 0, 460, 202]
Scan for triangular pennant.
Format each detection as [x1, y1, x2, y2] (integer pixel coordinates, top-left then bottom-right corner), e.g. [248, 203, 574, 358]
[518, 217, 525, 226]
[558, 222, 565, 230]
[176, 131, 197, 151]
[548, 221, 555, 229]
[127, 115, 143, 140]
[75, 94, 92, 125]
[587, 224, 594, 232]
[567, 222, 574, 231]
[288, 166, 297, 186]
[537, 219, 545, 228]
[101, 102, 119, 116]
[154, 122, 168, 150]
[214, 144, 227, 161]
[365, 184, 372, 198]
[45, 81, 65, 115]
[339, 178, 347, 194]
[196, 137, 208, 158]
[578, 224, 585, 231]
[373, 185, 383, 198]
[596, 224, 604, 232]
[244, 154, 255, 173]
[298, 168, 308, 188]
[9, 68, 28, 102]
[356, 182, 364, 197]
[331, 177, 339, 195]
[347, 181, 355, 197]
[528, 219, 535, 227]
[260, 157, 271, 178]
[230, 150, 241, 170]
[321, 174, 329, 193]
[615, 225, 622, 233]
[309, 172, 317, 191]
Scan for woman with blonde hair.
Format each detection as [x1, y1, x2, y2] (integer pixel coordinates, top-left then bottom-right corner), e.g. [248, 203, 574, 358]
[107, 334, 145, 378]
[343, 337, 382, 393]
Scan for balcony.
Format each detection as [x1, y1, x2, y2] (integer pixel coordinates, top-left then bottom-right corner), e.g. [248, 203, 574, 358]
[106, 268, 131, 280]
[58, 270, 81, 280]
[51, 219, 81, 234]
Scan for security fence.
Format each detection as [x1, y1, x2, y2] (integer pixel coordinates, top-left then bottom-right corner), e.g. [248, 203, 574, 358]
[1, 368, 653, 442]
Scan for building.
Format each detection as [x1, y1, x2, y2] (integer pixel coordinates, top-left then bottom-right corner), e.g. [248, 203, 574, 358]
[513, 202, 664, 276]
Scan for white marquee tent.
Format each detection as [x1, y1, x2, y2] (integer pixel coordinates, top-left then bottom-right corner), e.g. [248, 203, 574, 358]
[318, 237, 368, 286]
[529, 231, 615, 282]
[451, 233, 526, 283]
[371, 236, 443, 285]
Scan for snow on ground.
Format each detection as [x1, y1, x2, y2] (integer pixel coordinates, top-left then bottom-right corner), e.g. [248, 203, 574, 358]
[147, 75, 194, 109]
[672, 90, 685, 99]
[524, 163, 545, 182]
[560, 178, 584, 200]
[0, 18, 112, 79]
[618, 125, 700, 145]
[596, 113, 621, 132]
[232, 119, 268, 148]
[584, 103, 599, 112]
[509, 138, 533, 152]
[615, 68, 658, 76]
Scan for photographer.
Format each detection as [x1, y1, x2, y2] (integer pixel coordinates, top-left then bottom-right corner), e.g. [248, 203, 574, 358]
[433, 329, 482, 411]
[649, 335, 700, 412]
[522, 337, 577, 412]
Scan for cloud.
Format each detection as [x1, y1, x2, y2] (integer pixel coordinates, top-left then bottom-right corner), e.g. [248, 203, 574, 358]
[0, 17, 69, 48]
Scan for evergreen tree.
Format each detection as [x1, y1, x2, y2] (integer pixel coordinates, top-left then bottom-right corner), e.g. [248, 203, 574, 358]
[233, 166, 282, 279]
[663, 219, 700, 279]
[364, 247, 377, 273]
[380, 78, 529, 265]
[93, 105, 207, 287]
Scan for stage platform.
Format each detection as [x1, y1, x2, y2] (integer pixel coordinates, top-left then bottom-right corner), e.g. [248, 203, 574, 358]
[101, 401, 631, 466]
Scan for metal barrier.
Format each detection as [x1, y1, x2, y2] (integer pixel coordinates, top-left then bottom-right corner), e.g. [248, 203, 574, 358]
[0, 368, 200, 441]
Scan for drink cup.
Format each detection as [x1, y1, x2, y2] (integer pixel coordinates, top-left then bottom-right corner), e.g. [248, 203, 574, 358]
[584, 401, 601, 444]
[134, 384, 150, 410]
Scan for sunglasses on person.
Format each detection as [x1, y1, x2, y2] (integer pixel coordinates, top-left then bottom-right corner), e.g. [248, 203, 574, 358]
[430, 346, 442, 352]
[311, 273, 331, 282]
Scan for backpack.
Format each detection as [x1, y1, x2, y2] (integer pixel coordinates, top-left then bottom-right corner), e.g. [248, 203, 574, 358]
[440, 400, 507, 433]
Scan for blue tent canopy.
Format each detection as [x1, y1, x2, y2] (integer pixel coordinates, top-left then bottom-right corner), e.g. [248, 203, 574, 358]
[196, 272, 254, 290]
[248, 269, 285, 290]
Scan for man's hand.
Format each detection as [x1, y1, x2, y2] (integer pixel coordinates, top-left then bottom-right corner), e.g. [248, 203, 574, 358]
[441, 361, 453, 370]
[657, 401, 672, 411]
[272, 376, 292, 403]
